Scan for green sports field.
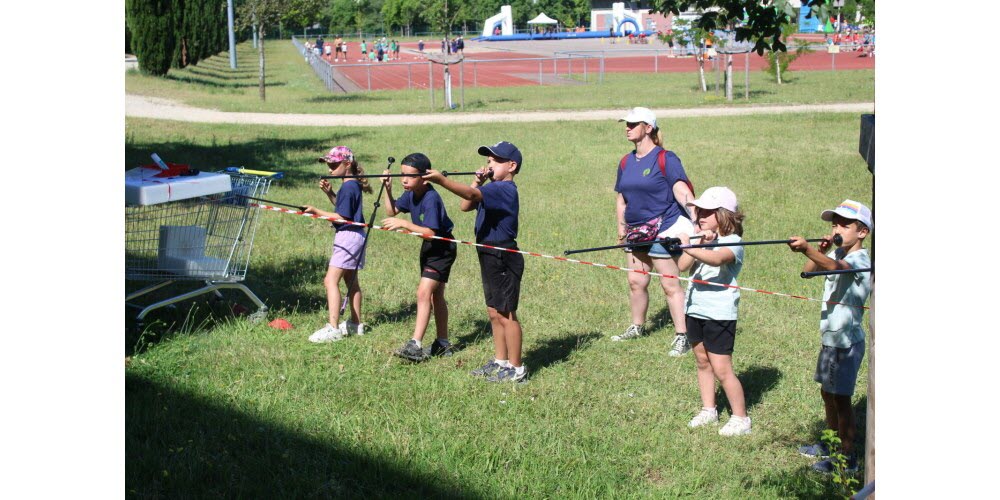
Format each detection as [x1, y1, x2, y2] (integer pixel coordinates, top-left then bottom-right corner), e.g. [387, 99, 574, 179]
[125, 41, 873, 498]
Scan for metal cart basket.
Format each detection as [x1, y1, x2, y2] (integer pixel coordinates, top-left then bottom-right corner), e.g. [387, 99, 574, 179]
[125, 168, 279, 326]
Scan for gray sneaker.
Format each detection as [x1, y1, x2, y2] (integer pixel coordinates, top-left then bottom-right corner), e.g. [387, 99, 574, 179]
[470, 359, 502, 377]
[394, 340, 428, 362]
[611, 324, 644, 341]
[668, 334, 691, 357]
[486, 366, 528, 383]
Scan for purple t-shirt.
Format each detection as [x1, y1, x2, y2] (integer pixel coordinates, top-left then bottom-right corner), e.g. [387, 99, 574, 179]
[333, 181, 365, 233]
[395, 186, 454, 236]
[614, 146, 689, 226]
[475, 181, 519, 243]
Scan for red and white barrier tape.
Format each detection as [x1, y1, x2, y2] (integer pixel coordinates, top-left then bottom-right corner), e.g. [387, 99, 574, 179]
[254, 204, 869, 310]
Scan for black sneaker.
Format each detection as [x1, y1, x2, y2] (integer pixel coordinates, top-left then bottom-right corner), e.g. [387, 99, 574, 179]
[426, 339, 453, 357]
[394, 339, 428, 362]
[470, 359, 501, 377]
[798, 442, 831, 458]
[811, 456, 858, 474]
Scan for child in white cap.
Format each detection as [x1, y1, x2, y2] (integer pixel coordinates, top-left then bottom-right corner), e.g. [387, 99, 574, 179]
[676, 187, 750, 436]
[787, 199, 872, 473]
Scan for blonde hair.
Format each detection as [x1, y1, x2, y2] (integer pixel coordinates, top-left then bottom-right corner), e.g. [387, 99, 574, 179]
[651, 126, 663, 147]
[347, 159, 373, 194]
[715, 207, 745, 237]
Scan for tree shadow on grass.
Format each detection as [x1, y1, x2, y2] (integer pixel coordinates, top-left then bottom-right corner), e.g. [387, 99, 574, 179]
[126, 373, 483, 498]
[306, 94, 390, 104]
[124, 135, 369, 190]
[524, 331, 601, 374]
[165, 73, 285, 89]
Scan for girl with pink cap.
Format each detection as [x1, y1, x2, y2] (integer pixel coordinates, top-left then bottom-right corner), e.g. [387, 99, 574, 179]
[303, 146, 374, 343]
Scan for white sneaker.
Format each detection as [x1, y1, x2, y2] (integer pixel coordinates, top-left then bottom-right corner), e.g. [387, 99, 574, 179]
[668, 334, 691, 357]
[688, 408, 719, 428]
[309, 323, 345, 343]
[338, 321, 365, 336]
[612, 324, 644, 341]
[719, 415, 752, 436]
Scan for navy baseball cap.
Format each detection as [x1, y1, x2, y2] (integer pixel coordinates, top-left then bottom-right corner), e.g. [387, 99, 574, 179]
[478, 141, 523, 168]
[401, 152, 432, 173]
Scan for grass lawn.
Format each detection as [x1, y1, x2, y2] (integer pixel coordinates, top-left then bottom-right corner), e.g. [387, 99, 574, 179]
[125, 112, 873, 498]
[125, 40, 875, 115]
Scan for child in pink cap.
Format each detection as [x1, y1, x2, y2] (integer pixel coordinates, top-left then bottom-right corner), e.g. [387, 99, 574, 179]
[303, 146, 374, 343]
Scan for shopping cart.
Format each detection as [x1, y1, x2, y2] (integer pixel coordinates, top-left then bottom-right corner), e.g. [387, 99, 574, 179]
[125, 166, 281, 328]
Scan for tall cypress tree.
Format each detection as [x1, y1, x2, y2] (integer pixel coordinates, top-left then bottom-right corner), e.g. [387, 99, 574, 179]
[126, 0, 176, 75]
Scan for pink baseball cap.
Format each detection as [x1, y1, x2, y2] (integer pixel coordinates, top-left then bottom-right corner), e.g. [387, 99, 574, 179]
[687, 186, 739, 212]
[318, 146, 354, 163]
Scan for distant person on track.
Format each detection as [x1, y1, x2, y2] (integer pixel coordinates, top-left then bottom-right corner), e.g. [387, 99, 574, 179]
[334, 35, 343, 62]
[341, 40, 348, 62]
[360, 39, 367, 61]
[418, 39, 425, 52]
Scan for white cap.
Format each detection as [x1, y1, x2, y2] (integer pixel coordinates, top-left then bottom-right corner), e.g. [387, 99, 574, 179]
[619, 107, 657, 128]
[687, 186, 738, 212]
[821, 199, 873, 229]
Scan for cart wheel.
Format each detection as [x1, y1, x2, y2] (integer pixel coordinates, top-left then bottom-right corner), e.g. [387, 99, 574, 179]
[247, 310, 267, 324]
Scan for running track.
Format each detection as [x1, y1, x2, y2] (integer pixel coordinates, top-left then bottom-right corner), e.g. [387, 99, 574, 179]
[316, 41, 874, 91]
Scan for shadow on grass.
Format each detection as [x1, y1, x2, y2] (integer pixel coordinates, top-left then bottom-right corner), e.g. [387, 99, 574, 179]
[712, 365, 782, 415]
[525, 331, 601, 373]
[124, 135, 371, 189]
[306, 94, 390, 104]
[126, 373, 483, 498]
[646, 306, 675, 334]
[184, 66, 259, 80]
[165, 73, 285, 89]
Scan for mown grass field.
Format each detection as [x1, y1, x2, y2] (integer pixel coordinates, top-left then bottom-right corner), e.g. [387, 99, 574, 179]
[126, 108, 873, 497]
[125, 40, 875, 115]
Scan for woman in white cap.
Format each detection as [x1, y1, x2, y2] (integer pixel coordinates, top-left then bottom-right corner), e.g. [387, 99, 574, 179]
[612, 107, 696, 358]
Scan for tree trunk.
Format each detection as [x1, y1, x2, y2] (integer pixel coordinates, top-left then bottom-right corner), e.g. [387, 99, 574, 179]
[258, 24, 266, 101]
[697, 53, 707, 92]
[725, 54, 733, 101]
[776, 55, 782, 85]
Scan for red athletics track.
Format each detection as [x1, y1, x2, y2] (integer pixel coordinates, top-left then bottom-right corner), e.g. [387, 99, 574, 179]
[317, 41, 874, 91]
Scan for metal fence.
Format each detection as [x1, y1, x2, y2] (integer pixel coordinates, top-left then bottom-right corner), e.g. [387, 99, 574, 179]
[291, 35, 871, 106]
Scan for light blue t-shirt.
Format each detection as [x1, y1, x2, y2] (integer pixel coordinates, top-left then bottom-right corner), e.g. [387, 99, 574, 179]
[820, 248, 871, 348]
[684, 234, 744, 321]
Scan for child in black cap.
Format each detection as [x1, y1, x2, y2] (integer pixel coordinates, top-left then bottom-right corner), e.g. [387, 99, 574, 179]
[380, 153, 458, 361]
[423, 141, 527, 383]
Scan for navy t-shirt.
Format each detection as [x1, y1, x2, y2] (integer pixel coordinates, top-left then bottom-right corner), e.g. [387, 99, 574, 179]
[475, 181, 519, 243]
[395, 186, 454, 236]
[333, 181, 365, 233]
[614, 146, 690, 226]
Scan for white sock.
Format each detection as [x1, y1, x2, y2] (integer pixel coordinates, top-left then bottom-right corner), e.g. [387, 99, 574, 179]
[497, 359, 511, 368]
[514, 365, 526, 375]
[411, 338, 422, 346]
[703, 407, 717, 414]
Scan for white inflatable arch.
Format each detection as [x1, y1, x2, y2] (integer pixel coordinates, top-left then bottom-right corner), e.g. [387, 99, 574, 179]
[482, 5, 514, 37]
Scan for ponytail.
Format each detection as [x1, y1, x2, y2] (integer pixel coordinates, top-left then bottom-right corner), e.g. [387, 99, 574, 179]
[651, 127, 663, 147]
[349, 159, 373, 193]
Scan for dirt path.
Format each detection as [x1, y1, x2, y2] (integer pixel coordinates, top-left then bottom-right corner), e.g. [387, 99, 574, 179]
[125, 94, 873, 126]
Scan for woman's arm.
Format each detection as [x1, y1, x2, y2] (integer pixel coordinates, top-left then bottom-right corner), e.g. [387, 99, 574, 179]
[616, 193, 627, 241]
[672, 180, 695, 220]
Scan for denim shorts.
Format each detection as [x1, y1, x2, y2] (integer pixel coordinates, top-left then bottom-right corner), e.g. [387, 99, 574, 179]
[814, 341, 865, 396]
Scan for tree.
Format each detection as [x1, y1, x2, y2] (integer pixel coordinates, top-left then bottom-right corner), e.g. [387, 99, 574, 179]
[237, 0, 294, 101]
[649, 0, 836, 55]
[126, 0, 177, 76]
[421, 0, 466, 35]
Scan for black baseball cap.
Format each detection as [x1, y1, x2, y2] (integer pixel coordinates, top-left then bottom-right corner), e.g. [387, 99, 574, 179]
[477, 141, 522, 169]
[401, 152, 432, 173]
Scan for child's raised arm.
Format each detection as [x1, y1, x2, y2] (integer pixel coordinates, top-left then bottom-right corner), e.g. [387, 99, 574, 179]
[381, 171, 398, 217]
[788, 235, 844, 275]
[422, 169, 484, 212]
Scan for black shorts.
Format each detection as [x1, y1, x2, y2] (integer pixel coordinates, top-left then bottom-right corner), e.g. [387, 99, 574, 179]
[685, 316, 737, 355]
[476, 241, 523, 312]
[419, 235, 457, 283]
